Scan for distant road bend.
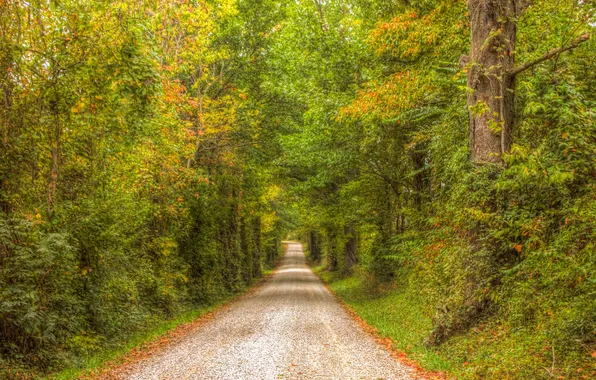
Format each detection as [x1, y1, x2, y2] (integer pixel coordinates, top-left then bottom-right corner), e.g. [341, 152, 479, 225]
[126, 242, 413, 379]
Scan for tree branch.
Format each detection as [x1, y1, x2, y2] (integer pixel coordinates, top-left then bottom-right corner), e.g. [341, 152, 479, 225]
[313, 0, 329, 32]
[509, 33, 590, 77]
[515, 0, 534, 16]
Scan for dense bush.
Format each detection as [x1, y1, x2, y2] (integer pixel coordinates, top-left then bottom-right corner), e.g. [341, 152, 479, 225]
[276, 0, 595, 377]
[0, 0, 286, 376]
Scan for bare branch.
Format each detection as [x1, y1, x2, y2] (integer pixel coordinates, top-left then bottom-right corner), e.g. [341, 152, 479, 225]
[509, 33, 590, 77]
[313, 0, 329, 32]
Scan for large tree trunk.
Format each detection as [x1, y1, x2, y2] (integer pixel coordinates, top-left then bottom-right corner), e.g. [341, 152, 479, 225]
[466, 0, 517, 164]
[466, 2, 590, 164]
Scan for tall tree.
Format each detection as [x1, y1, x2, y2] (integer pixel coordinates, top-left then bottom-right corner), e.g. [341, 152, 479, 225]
[466, 0, 590, 163]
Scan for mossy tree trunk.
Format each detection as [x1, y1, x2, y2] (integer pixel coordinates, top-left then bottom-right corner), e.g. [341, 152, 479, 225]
[252, 217, 262, 278]
[466, 0, 517, 164]
[466, 0, 588, 164]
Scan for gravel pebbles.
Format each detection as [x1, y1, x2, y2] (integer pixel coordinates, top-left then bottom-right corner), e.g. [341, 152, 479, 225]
[125, 242, 413, 380]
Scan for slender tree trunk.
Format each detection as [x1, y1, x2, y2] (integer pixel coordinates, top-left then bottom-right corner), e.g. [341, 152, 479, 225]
[313, 0, 329, 32]
[410, 147, 426, 210]
[327, 229, 338, 271]
[466, 0, 517, 164]
[267, 237, 278, 265]
[47, 103, 61, 217]
[1, 42, 13, 214]
[309, 230, 321, 262]
[343, 225, 357, 270]
[240, 216, 252, 284]
[252, 217, 262, 278]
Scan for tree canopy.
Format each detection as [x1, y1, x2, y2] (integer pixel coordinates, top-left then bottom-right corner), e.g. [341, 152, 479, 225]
[1, 0, 595, 378]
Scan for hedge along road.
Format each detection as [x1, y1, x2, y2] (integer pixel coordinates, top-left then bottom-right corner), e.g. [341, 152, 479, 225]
[125, 242, 413, 379]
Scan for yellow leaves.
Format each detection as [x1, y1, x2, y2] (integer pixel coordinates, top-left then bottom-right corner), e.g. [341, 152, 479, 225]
[263, 184, 281, 201]
[339, 70, 431, 121]
[217, 0, 239, 17]
[469, 100, 490, 117]
[369, 3, 466, 58]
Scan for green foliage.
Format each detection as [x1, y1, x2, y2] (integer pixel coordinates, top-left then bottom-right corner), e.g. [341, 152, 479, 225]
[0, 0, 287, 376]
[0, 216, 80, 371]
[1, 0, 595, 378]
[273, 0, 596, 378]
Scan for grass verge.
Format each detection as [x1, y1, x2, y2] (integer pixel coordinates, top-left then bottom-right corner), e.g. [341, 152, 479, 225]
[312, 265, 595, 379]
[312, 265, 452, 378]
[49, 267, 278, 380]
[49, 303, 224, 380]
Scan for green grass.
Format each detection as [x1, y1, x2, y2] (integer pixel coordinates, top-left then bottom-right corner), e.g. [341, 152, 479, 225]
[314, 267, 452, 374]
[46, 265, 276, 380]
[313, 266, 595, 379]
[48, 300, 228, 380]
[47, 264, 282, 380]
[50, 267, 284, 380]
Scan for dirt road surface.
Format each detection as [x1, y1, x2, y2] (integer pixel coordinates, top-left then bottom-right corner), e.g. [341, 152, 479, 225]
[125, 242, 413, 380]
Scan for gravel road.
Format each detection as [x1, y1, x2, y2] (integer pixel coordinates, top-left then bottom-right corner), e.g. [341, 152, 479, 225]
[126, 242, 413, 380]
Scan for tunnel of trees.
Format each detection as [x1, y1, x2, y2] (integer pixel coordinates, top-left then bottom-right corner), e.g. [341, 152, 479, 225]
[1, 0, 595, 378]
